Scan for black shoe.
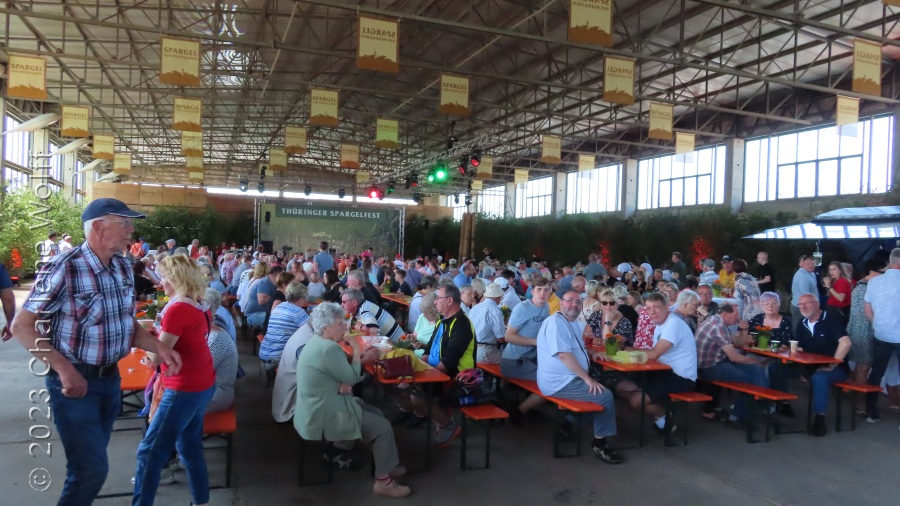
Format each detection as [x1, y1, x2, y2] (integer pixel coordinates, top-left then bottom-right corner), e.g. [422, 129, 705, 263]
[558, 420, 575, 440]
[778, 403, 796, 419]
[591, 445, 623, 465]
[323, 448, 362, 471]
[810, 414, 828, 437]
[391, 411, 414, 426]
[405, 415, 428, 429]
[654, 421, 678, 436]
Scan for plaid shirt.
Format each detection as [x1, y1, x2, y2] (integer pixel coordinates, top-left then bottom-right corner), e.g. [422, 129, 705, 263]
[23, 243, 136, 366]
[468, 298, 505, 345]
[695, 314, 731, 369]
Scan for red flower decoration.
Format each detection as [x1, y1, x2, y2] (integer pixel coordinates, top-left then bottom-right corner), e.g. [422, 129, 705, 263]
[11, 249, 23, 269]
[689, 237, 713, 272]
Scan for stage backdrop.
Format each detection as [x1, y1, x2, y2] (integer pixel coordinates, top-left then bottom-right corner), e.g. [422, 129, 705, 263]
[258, 201, 404, 257]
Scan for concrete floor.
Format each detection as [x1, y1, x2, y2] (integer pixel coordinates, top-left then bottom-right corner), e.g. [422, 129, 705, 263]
[2, 282, 899, 506]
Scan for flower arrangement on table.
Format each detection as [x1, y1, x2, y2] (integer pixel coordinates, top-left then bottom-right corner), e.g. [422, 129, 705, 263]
[500, 306, 511, 325]
[711, 280, 722, 297]
[394, 334, 416, 351]
[138, 295, 169, 320]
[753, 325, 772, 349]
[603, 333, 625, 356]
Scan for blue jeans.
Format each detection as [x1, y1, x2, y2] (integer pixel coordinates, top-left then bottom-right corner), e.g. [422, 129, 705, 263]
[866, 339, 900, 417]
[698, 360, 769, 420]
[46, 373, 122, 506]
[133, 385, 215, 506]
[769, 362, 849, 415]
[550, 378, 617, 438]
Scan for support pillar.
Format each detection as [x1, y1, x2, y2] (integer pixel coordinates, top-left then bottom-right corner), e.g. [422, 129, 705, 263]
[504, 181, 516, 218]
[893, 109, 900, 192]
[724, 137, 745, 214]
[554, 171, 567, 217]
[622, 159, 638, 218]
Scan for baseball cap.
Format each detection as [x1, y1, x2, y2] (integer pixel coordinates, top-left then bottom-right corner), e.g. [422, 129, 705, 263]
[448, 258, 458, 266]
[81, 198, 146, 222]
[484, 283, 504, 298]
[494, 277, 509, 290]
[701, 258, 715, 268]
[721, 255, 733, 262]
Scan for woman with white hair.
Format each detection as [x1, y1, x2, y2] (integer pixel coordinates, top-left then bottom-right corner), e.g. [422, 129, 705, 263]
[294, 303, 410, 498]
[748, 291, 793, 345]
[671, 289, 701, 333]
[578, 279, 602, 324]
[410, 292, 440, 347]
[201, 288, 238, 412]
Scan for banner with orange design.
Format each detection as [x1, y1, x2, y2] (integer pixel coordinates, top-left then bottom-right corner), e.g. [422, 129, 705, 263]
[648, 102, 673, 141]
[285, 126, 308, 155]
[439, 74, 469, 116]
[269, 149, 287, 172]
[61, 106, 90, 137]
[93, 135, 115, 160]
[114, 152, 132, 174]
[568, 0, 612, 46]
[357, 16, 399, 73]
[181, 130, 202, 157]
[310, 88, 339, 127]
[173, 97, 201, 131]
[7, 54, 47, 100]
[603, 56, 635, 105]
[160, 38, 201, 86]
[541, 135, 562, 164]
[341, 144, 360, 169]
[375, 119, 399, 149]
[852, 39, 881, 96]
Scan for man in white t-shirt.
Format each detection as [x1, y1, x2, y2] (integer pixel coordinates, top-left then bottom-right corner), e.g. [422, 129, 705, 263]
[615, 292, 697, 436]
[536, 290, 622, 464]
[863, 247, 900, 422]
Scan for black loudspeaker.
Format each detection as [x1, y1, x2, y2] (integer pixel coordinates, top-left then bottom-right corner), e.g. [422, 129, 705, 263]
[265, 211, 271, 223]
[424, 219, 430, 229]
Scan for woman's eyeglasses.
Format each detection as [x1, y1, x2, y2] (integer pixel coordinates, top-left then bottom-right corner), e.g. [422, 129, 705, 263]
[599, 300, 617, 306]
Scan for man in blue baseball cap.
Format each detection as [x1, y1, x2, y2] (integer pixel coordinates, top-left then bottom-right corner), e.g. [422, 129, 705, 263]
[11, 198, 182, 505]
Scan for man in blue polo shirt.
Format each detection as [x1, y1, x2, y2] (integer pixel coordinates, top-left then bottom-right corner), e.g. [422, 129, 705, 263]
[453, 261, 475, 288]
[313, 241, 334, 274]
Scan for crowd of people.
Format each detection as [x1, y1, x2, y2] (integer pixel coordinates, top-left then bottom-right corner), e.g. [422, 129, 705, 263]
[4, 197, 900, 504]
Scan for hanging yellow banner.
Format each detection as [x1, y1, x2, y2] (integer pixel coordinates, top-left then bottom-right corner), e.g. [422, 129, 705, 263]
[836, 96, 859, 126]
[439, 74, 470, 116]
[514, 169, 529, 185]
[92, 135, 115, 160]
[60, 106, 90, 137]
[471, 180, 483, 191]
[568, 0, 612, 46]
[285, 126, 308, 155]
[852, 39, 881, 96]
[355, 170, 370, 184]
[160, 37, 201, 86]
[186, 157, 203, 181]
[648, 102, 673, 141]
[181, 130, 202, 157]
[269, 149, 288, 172]
[7, 54, 47, 100]
[310, 88, 339, 127]
[476, 156, 493, 179]
[357, 16, 399, 73]
[675, 132, 695, 154]
[114, 152, 132, 174]
[885, 0, 900, 6]
[603, 56, 635, 105]
[375, 118, 399, 149]
[173, 97, 201, 132]
[340, 144, 360, 169]
[541, 135, 562, 164]
[578, 154, 595, 172]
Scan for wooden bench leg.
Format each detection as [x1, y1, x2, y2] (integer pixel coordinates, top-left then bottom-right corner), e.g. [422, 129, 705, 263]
[833, 388, 843, 433]
[225, 433, 233, 488]
[460, 416, 468, 471]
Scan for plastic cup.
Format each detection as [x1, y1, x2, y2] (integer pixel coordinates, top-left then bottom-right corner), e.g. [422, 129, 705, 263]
[770, 340, 781, 352]
[789, 340, 799, 354]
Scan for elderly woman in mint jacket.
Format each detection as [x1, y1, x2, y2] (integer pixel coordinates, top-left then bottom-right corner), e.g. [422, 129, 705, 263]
[294, 302, 410, 499]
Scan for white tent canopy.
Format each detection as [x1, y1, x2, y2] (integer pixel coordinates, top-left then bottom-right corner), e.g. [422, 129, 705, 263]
[744, 206, 900, 240]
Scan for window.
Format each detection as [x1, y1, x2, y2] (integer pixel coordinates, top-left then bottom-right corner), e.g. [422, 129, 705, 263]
[3, 167, 29, 190]
[515, 176, 553, 218]
[3, 115, 30, 168]
[477, 185, 506, 218]
[744, 115, 894, 202]
[566, 163, 622, 214]
[637, 145, 726, 209]
[446, 193, 469, 221]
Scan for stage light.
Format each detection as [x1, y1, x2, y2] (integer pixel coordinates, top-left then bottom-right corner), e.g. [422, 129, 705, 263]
[411, 174, 418, 187]
[239, 176, 249, 192]
[413, 193, 421, 203]
[470, 149, 481, 167]
[387, 181, 395, 194]
[457, 157, 468, 175]
[454, 194, 460, 204]
[338, 187, 345, 199]
[304, 184, 311, 196]
[257, 181, 265, 193]
[368, 186, 379, 199]
[465, 194, 473, 206]
[405, 175, 412, 190]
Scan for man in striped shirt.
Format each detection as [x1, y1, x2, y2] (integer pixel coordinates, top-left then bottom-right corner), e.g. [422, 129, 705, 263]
[341, 288, 404, 342]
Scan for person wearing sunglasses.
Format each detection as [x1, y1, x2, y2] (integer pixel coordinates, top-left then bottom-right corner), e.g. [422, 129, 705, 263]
[583, 289, 634, 347]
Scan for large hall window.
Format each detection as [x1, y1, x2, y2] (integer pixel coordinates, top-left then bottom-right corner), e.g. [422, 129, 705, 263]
[744, 115, 894, 202]
[637, 145, 726, 209]
[3, 115, 30, 168]
[477, 185, 506, 218]
[446, 193, 469, 221]
[566, 163, 622, 214]
[515, 175, 553, 218]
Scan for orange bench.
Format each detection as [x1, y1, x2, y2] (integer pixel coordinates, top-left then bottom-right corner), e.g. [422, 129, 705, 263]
[707, 381, 798, 443]
[832, 381, 883, 432]
[666, 391, 714, 447]
[459, 404, 509, 471]
[478, 363, 603, 457]
[203, 407, 237, 488]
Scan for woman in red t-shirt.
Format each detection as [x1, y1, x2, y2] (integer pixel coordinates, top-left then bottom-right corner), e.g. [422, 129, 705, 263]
[823, 261, 852, 323]
[133, 254, 215, 506]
